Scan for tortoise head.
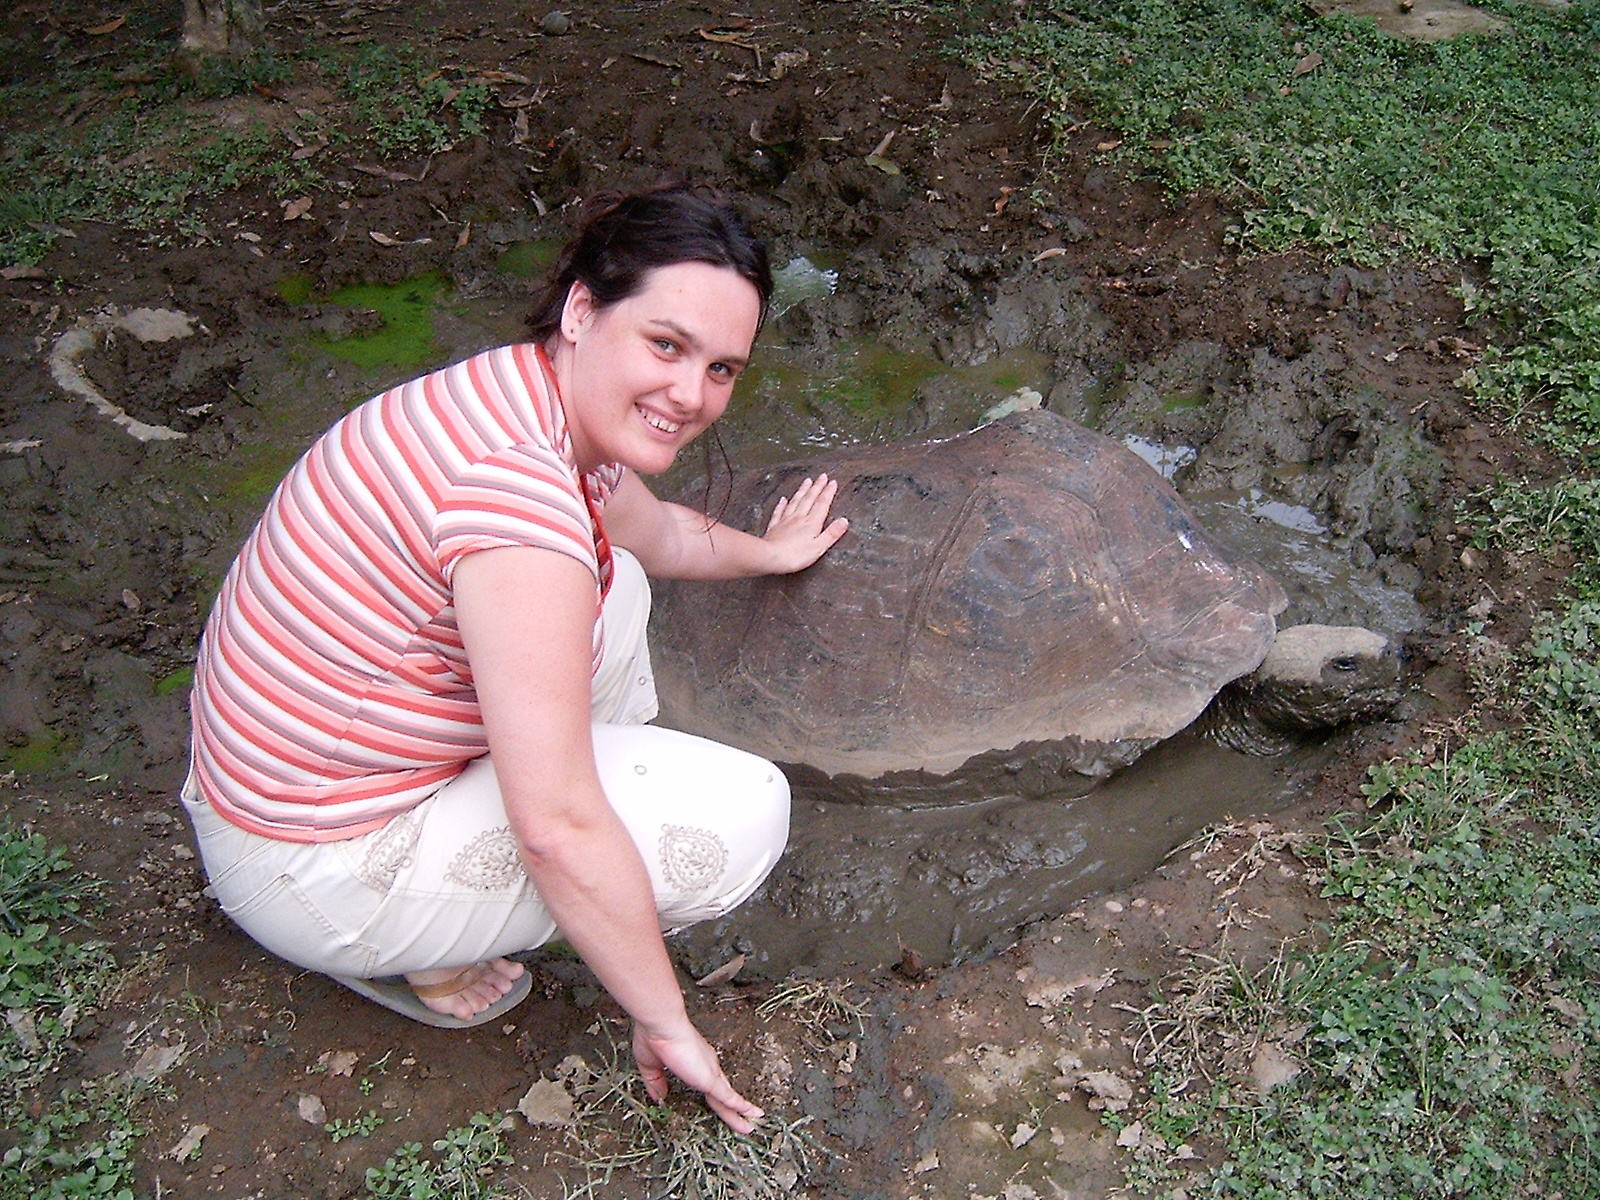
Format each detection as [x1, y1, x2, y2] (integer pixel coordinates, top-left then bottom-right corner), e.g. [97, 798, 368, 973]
[1244, 624, 1404, 733]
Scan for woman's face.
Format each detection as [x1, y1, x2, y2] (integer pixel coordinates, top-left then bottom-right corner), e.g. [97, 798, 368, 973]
[554, 261, 762, 475]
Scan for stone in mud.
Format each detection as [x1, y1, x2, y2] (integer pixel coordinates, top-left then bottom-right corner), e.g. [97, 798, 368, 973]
[652, 411, 1401, 803]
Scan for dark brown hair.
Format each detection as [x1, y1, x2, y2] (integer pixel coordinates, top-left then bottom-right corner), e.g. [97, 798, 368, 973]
[527, 185, 772, 341]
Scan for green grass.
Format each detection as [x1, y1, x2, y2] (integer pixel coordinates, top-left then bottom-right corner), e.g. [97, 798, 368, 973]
[1109, 604, 1600, 1197]
[963, 0, 1600, 457]
[0, 823, 135, 1200]
[364, 1113, 513, 1200]
[0, 37, 492, 270]
[1465, 476, 1600, 601]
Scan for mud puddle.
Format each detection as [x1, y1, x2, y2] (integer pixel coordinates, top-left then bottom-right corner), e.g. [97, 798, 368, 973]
[677, 729, 1328, 977]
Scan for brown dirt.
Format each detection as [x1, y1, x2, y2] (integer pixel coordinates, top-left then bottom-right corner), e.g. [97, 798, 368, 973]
[0, 2, 1575, 1198]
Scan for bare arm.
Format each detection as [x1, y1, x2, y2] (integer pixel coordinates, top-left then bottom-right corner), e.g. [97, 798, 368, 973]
[452, 545, 762, 1131]
[603, 470, 848, 580]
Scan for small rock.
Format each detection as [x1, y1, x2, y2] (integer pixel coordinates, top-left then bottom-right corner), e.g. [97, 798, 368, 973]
[297, 1093, 327, 1124]
[541, 10, 571, 35]
[1010, 1121, 1038, 1148]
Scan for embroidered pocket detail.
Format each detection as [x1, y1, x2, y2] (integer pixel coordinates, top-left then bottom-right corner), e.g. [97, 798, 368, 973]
[354, 806, 424, 892]
[443, 827, 525, 891]
[659, 825, 728, 892]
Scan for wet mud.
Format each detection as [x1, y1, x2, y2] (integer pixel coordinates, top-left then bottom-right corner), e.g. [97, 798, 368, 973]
[0, 1, 1571, 1197]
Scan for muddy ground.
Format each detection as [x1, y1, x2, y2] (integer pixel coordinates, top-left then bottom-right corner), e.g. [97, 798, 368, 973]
[0, 1, 1573, 1197]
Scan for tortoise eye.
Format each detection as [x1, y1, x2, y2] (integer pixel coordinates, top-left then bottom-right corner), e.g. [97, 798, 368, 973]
[1331, 656, 1359, 672]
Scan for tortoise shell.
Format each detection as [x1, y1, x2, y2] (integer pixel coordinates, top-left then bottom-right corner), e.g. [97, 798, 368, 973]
[651, 411, 1287, 786]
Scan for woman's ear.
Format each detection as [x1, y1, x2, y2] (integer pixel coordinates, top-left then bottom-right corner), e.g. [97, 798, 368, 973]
[560, 280, 596, 343]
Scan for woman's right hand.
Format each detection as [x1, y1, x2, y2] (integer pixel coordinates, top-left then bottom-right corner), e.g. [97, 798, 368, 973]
[633, 1018, 764, 1134]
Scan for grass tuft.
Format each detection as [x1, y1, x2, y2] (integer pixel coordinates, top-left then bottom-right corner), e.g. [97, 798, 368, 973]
[557, 1043, 822, 1200]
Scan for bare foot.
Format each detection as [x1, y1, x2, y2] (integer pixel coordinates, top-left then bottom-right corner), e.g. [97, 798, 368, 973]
[404, 958, 525, 1021]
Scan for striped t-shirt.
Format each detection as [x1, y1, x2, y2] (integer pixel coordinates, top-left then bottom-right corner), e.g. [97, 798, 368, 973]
[189, 343, 622, 843]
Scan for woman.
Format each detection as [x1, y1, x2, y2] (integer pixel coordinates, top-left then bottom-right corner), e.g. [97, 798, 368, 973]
[181, 187, 847, 1133]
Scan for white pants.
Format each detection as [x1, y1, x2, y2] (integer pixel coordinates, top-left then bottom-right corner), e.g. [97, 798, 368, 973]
[181, 549, 790, 978]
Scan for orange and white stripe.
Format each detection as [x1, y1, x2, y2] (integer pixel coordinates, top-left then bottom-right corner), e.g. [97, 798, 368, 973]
[190, 344, 620, 842]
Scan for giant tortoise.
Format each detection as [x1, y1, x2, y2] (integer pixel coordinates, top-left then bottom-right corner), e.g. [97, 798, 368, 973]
[652, 411, 1402, 803]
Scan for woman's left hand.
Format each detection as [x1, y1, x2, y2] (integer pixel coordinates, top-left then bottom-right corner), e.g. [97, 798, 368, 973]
[761, 474, 849, 573]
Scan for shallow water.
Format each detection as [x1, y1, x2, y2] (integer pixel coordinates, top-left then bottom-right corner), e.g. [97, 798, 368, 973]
[675, 730, 1327, 977]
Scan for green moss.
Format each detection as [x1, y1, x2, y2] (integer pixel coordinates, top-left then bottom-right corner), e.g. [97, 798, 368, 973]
[320, 272, 449, 371]
[5, 730, 65, 773]
[496, 240, 561, 279]
[277, 274, 314, 306]
[154, 667, 194, 697]
[827, 342, 944, 415]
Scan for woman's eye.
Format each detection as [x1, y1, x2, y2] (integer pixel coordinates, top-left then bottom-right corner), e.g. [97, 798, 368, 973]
[654, 337, 677, 354]
[709, 362, 734, 380]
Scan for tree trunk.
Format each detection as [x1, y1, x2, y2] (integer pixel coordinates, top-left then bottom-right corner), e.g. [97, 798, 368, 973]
[176, 0, 264, 72]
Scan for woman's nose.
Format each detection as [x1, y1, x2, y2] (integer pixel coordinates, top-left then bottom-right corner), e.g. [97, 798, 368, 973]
[666, 363, 706, 413]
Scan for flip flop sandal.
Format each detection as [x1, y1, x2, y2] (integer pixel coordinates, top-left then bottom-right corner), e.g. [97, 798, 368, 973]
[331, 964, 533, 1029]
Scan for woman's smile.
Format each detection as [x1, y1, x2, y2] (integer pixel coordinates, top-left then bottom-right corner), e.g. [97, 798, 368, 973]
[550, 261, 762, 475]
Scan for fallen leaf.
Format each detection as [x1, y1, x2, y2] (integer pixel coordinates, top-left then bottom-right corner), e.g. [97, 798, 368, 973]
[1292, 51, 1324, 77]
[1096, 139, 1123, 152]
[282, 197, 313, 221]
[369, 231, 402, 246]
[517, 1078, 574, 1126]
[912, 1151, 940, 1175]
[629, 51, 680, 69]
[455, 221, 472, 250]
[5, 1010, 40, 1055]
[1, 265, 48, 280]
[864, 154, 900, 175]
[695, 953, 746, 987]
[1076, 1070, 1133, 1111]
[297, 1094, 327, 1124]
[476, 69, 533, 85]
[769, 49, 808, 79]
[351, 161, 431, 182]
[699, 28, 756, 46]
[1250, 1043, 1302, 1094]
[1011, 1122, 1038, 1149]
[512, 107, 530, 145]
[166, 1124, 209, 1161]
[1032, 247, 1067, 262]
[129, 1042, 184, 1082]
[317, 1049, 359, 1077]
[87, 16, 127, 35]
[930, 81, 953, 111]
